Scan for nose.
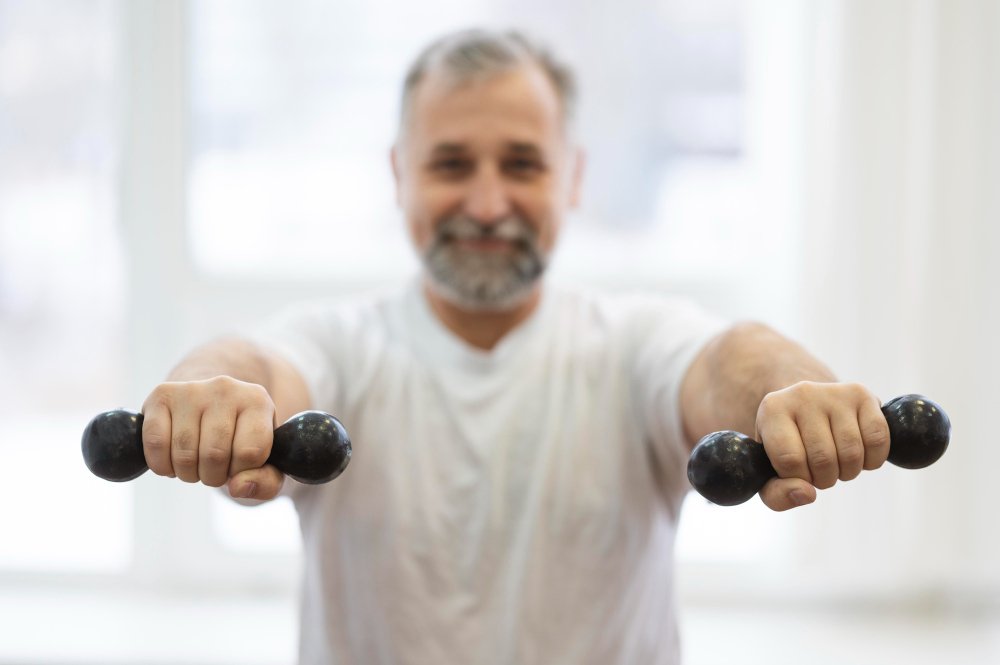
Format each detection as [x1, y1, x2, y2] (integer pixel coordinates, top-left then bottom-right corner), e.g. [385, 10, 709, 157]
[463, 165, 512, 224]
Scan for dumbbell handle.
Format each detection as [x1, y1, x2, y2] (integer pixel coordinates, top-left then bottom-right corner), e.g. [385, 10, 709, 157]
[686, 394, 951, 506]
[82, 409, 351, 485]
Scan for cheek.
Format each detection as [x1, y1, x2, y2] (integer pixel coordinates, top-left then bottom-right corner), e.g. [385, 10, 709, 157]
[404, 216, 429, 253]
[403, 183, 455, 250]
[538, 217, 562, 255]
[527, 191, 565, 252]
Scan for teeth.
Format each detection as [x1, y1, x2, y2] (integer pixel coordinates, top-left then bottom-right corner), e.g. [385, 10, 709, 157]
[437, 216, 534, 243]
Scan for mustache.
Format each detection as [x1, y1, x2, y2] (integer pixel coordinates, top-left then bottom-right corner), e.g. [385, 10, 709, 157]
[434, 215, 537, 247]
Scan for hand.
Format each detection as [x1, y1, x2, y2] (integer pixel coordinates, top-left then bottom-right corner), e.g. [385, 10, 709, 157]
[755, 381, 891, 511]
[140, 376, 285, 500]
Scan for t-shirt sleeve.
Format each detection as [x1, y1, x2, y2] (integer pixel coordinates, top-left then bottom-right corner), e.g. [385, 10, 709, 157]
[245, 299, 350, 418]
[630, 296, 729, 506]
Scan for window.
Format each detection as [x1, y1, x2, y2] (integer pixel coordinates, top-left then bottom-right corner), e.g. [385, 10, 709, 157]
[0, 0, 129, 573]
[187, 0, 751, 282]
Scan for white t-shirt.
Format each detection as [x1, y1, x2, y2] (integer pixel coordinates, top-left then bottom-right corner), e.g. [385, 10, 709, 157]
[253, 281, 727, 665]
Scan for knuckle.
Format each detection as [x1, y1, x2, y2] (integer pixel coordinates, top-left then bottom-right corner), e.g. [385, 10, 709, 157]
[207, 374, 239, 394]
[757, 394, 774, 417]
[202, 445, 231, 466]
[837, 449, 864, 479]
[793, 380, 820, 398]
[245, 383, 274, 410]
[205, 376, 272, 412]
[247, 418, 272, 439]
[172, 447, 199, 470]
[770, 450, 806, 478]
[843, 382, 868, 398]
[809, 450, 836, 471]
[808, 452, 838, 489]
[841, 383, 878, 411]
[233, 445, 268, 469]
[146, 383, 174, 406]
[863, 422, 891, 449]
[838, 444, 864, 468]
[187, 382, 211, 405]
[143, 430, 169, 454]
[757, 392, 785, 420]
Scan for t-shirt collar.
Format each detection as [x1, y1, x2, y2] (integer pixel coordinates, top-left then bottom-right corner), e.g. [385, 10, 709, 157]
[405, 276, 551, 370]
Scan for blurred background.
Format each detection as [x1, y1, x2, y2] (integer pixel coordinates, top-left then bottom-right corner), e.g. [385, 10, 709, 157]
[0, 0, 997, 663]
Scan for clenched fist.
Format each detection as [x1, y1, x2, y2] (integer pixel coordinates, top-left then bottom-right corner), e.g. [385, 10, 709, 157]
[755, 381, 890, 511]
[141, 375, 285, 500]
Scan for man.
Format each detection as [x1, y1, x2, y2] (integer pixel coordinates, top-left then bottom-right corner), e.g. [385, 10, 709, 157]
[141, 30, 890, 664]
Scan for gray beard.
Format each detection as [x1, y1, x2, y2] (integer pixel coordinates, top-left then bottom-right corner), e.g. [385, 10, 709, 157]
[422, 215, 548, 311]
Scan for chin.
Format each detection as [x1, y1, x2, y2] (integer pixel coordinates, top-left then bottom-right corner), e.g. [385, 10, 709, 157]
[426, 274, 542, 313]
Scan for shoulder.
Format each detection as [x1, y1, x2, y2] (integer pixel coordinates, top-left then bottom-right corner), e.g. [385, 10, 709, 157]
[259, 286, 406, 341]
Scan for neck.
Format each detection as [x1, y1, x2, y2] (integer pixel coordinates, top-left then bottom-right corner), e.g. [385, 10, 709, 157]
[422, 280, 542, 351]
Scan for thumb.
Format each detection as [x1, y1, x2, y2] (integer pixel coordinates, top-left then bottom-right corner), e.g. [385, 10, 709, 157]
[759, 477, 817, 512]
[227, 465, 284, 502]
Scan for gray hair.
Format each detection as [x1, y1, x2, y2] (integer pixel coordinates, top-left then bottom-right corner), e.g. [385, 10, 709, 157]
[398, 29, 578, 139]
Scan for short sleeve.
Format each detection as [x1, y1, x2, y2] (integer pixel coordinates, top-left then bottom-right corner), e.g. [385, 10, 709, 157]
[630, 296, 729, 506]
[244, 299, 348, 416]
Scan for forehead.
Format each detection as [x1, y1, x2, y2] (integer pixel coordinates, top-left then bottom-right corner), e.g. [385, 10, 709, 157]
[405, 64, 565, 151]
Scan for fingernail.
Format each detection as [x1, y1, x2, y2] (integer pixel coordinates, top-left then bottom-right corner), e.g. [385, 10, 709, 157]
[241, 481, 257, 499]
[789, 489, 811, 507]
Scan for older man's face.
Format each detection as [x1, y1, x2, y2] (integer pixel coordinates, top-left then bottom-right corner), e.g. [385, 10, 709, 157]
[392, 64, 583, 311]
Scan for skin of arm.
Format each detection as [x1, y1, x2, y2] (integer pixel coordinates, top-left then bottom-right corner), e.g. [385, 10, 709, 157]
[680, 322, 891, 511]
[141, 337, 312, 502]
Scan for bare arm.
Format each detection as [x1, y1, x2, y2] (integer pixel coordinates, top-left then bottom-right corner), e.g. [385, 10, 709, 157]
[141, 337, 312, 501]
[680, 322, 836, 442]
[680, 322, 890, 511]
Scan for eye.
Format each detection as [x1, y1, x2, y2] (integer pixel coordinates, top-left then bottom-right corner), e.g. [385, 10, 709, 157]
[503, 157, 545, 176]
[430, 158, 472, 175]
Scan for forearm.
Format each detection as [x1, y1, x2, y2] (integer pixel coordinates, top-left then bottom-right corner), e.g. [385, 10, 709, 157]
[681, 322, 837, 443]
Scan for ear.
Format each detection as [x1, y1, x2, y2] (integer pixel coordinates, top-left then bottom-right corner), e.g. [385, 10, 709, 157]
[568, 146, 585, 209]
[390, 144, 402, 206]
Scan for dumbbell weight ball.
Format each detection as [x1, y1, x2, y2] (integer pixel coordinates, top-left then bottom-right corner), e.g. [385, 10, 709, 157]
[687, 394, 950, 506]
[82, 409, 351, 485]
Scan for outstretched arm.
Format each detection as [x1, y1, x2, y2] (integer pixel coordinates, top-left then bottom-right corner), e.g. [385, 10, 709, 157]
[680, 322, 890, 511]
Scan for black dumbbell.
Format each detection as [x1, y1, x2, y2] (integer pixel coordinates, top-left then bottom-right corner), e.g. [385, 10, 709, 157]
[82, 409, 351, 485]
[687, 394, 950, 506]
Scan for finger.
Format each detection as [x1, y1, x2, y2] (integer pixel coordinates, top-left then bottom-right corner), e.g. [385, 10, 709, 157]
[198, 411, 235, 488]
[170, 402, 202, 483]
[830, 411, 865, 481]
[799, 410, 839, 489]
[227, 466, 284, 502]
[141, 399, 175, 477]
[759, 410, 812, 483]
[759, 477, 817, 512]
[859, 397, 891, 470]
[229, 406, 275, 477]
